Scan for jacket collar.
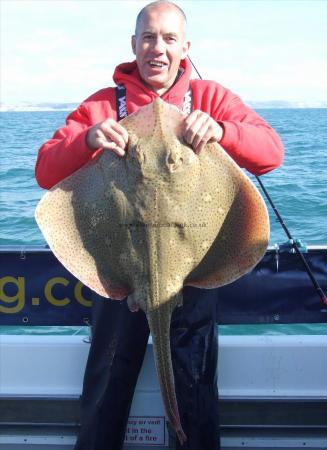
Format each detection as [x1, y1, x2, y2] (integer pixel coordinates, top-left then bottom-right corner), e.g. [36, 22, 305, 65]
[113, 58, 192, 108]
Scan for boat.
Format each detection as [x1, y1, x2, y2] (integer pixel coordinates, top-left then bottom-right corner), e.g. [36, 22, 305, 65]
[0, 244, 326, 449]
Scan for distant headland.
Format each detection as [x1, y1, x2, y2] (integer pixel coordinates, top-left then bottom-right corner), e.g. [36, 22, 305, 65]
[1, 100, 327, 112]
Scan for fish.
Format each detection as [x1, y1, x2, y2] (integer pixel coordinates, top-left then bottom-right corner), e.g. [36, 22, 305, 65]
[35, 98, 269, 445]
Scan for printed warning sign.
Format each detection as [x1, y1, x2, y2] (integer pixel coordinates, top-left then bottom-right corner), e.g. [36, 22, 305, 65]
[124, 416, 167, 446]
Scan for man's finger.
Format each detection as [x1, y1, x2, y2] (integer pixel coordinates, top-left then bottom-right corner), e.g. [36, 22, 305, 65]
[111, 121, 129, 145]
[101, 123, 127, 150]
[184, 110, 204, 135]
[99, 139, 125, 156]
[184, 114, 209, 145]
[184, 110, 200, 130]
[192, 122, 211, 150]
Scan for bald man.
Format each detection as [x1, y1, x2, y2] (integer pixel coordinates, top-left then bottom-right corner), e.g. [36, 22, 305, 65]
[35, 2, 283, 449]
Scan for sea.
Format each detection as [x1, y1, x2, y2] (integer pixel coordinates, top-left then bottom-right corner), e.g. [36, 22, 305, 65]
[0, 107, 326, 335]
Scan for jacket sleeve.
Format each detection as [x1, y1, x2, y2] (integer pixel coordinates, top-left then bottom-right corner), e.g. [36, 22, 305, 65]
[35, 104, 100, 190]
[212, 92, 284, 176]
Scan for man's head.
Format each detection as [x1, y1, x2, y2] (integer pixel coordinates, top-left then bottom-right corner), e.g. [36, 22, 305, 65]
[132, 1, 190, 96]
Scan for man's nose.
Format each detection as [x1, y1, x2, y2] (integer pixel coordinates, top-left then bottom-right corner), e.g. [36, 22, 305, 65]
[151, 36, 165, 53]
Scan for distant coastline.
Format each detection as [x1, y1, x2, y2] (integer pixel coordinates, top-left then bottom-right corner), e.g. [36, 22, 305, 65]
[1, 100, 327, 112]
[247, 100, 327, 109]
[0, 102, 78, 112]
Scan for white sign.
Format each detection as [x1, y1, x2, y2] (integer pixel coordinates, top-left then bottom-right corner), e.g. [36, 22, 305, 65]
[124, 416, 167, 446]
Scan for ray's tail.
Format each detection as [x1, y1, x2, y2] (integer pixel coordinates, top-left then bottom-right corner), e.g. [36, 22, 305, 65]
[147, 305, 187, 446]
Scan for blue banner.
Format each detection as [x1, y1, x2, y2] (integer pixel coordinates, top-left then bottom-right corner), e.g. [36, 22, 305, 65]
[0, 249, 92, 325]
[0, 247, 326, 325]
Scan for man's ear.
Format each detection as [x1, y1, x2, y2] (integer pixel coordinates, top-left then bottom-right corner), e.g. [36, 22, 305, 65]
[131, 35, 136, 55]
[182, 40, 191, 59]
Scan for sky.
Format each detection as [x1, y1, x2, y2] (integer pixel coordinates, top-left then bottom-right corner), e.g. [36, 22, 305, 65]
[1, 0, 327, 105]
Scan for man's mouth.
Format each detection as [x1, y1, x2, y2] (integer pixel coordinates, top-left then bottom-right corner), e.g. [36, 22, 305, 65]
[148, 60, 167, 68]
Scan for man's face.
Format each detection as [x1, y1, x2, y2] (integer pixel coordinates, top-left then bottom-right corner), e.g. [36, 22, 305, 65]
[132, 6, 190, 95]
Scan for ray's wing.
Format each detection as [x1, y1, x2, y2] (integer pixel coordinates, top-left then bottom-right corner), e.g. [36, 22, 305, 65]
[185, 141, 269, 288]
[35, 151, 133, 299]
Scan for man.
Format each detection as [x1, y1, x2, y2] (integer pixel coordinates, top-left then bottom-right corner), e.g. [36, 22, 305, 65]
[35, 2, 283, 449]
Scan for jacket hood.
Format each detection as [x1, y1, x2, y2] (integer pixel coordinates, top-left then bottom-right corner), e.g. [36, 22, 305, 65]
[113, 58, 192, 109]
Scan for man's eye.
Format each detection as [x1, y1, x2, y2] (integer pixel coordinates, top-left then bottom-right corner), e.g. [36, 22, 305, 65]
[166, 36, 177, 42]
[144, 35, 154, 40]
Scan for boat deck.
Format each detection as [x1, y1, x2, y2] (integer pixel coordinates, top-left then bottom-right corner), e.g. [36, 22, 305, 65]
[1, 334, 326, 449]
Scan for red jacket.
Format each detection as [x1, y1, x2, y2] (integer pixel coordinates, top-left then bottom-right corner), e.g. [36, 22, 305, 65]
[35, 59, 284, 189]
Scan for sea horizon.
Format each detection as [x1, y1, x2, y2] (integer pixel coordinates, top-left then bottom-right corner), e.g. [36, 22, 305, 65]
[1, 100, 327, 112]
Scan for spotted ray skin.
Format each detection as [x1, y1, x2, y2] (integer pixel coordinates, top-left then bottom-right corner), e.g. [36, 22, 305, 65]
[35, 98, 269, 444]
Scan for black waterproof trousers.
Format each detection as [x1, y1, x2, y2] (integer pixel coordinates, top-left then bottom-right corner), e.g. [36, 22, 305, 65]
[74, 288, 220, 450]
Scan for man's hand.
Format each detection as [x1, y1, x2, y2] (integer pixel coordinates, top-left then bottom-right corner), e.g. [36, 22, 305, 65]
[183, 110, 224, 154]
[86, 119, 129, 157]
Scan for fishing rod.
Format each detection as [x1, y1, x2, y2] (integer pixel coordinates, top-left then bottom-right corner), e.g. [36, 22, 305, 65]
[187, 55, 327, 307]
